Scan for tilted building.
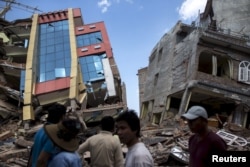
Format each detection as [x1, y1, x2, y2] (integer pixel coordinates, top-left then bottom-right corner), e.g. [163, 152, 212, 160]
[138, 0, 250, 128]
[0, 8, 127, 126]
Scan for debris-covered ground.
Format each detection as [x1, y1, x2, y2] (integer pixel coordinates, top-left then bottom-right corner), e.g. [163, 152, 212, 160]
[0, 117, 250, 167]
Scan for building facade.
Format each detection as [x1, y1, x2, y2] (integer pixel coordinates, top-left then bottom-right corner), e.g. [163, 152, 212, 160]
[139, 0, 250, 128]
[0, 8, 126, 123]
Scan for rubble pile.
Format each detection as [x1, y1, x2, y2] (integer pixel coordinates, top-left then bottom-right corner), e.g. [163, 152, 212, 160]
[0, 118, 250, 167]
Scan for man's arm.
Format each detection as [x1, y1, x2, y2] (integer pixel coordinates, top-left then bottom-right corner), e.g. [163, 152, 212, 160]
[114, 141, 124, 167]
[36, 151, 51, 167]
[77, 139, 89, 154]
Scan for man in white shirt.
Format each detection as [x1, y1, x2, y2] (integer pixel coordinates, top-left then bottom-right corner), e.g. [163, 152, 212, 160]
[116, 110, 154, 167]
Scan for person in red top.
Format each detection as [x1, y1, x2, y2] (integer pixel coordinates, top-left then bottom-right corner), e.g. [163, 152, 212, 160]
[181, 106, 227, 167]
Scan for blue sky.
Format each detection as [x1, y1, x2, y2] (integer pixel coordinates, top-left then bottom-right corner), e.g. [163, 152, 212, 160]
[1, 0, 207, 114]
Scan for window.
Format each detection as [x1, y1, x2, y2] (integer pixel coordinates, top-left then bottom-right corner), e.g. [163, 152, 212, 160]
[158, 48, 163, 63]
[76, 31, 103, 47]
[37, 20, 71, 83]
[154, 73, 159, 86]
[238, 61, 250, 83]
[198, 51, 232, 78]
[79, 53, 106, 83]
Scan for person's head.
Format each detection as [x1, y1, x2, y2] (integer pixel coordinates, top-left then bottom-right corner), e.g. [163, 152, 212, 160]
[181, 106, 208, 134]
[44, 116, 81, 152]
[115, 110, 140, 147]
[101, 116, 115, 132]
[46, 103, 66, 124]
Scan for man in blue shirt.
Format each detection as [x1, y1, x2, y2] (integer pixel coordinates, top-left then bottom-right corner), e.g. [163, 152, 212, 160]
[45, 116, 82, 167]
[30, 103, 66, 167]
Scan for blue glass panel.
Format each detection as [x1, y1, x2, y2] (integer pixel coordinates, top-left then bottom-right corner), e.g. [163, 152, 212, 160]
[40, 27, 47, 34]
[81, 64, 88, 72]
[55, 44, 63, 51]
[55, 25, 63, 31]
[46, 71, 55, 81]
[40, 63, 46, 73]
[77, 40, 83, 47]
[47, 45, 54, 53]
[93, 56, 100, 62]
[86, 56, 93, 63]
[40, 73, 46, 82]
[94, 62, 103, 71]
[46, 53, 55, 61]
[56, 59, 64, 68]
[39, 47, 46, 54]
[54, 31, 63, 37]
[56, 53, 64, 60]
[90, 37, 96, 45]
[83, 39, 90, 46]
[46, 61, 55, 72]
[79, 57, 86, 64]
[63, 44, 70, 51]
[87, 64, 95, 72]
[47, 26, 54, 33]
[40, 55, 46, 63]
[65, 58, 71, 68]
[47, 39, 54, 46]
[55, 68, 66, 78]
[89, 71, 98, 79]
[65, 67, 70, 76]
[40, 40, 46, 47]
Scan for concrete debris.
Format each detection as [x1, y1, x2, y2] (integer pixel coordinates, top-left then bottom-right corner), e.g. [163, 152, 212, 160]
[0, 118, 250, 166]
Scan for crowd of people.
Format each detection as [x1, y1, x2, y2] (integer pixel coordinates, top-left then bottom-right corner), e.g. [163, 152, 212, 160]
[28, 104, 228, 167]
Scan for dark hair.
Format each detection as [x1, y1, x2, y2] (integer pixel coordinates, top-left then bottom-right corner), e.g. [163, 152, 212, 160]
[47, 103, 66, 124]
[101, 116, 115, 132]
[57, 116, 81, 141]
[116, 110, 140, 137]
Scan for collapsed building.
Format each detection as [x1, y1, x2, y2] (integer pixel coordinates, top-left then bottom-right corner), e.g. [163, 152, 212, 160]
[0, 8, 127, 128]
[138, 0, 250, 129]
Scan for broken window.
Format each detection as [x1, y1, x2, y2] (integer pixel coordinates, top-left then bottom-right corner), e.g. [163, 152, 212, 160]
[157, 48, 163, 63]
[198, 51, 232, 78]
[238, 61, 250, 83]
[154, 73, 159, 86]
[153, 112, 162, 125]
[141, 101, 149, 120]
[198, 52, 213, 74]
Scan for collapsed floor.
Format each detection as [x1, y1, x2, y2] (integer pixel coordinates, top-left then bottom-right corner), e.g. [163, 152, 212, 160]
[0, 116, 250, 167]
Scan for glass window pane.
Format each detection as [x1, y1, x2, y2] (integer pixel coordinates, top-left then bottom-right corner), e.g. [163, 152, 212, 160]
[47, 45, 54, 53]
[89, 71, 97, 79]
[56, 59, 65, 68]
[46, 62, 55, 71]
[83, 39, 90, 46]
[40, 55, 46, 63]
[46, 71, 55, 81]
[87, 64, 95, 72]
[55, 44, 63, 51]
[65, 67, 70, 76]
[86, 56, 93, 63]
[81, 64, 88, 72]
[55, 68, 66, 78]
[40, 63, 46, 73]
[39, 73, 45, 82]
[65, 58, 71, 68]
[94, 62, 102, 71]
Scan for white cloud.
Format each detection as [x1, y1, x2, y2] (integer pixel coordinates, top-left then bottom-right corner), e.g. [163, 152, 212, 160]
[98, 0, 111, 13]
[178, 0, 207, 21]
[97, 0, 133, 13]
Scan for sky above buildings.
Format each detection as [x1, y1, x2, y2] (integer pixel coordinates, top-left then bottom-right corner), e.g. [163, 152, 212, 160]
[1, 0, 207, 114]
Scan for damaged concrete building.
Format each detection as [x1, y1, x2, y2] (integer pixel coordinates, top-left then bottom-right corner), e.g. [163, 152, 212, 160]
[0, 8, 127, 127]
[138, 0, 250, 129]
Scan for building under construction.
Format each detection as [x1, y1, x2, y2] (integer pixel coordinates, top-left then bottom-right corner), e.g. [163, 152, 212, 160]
[138, 0, 250, 129]
[0, 6, 127, 126]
